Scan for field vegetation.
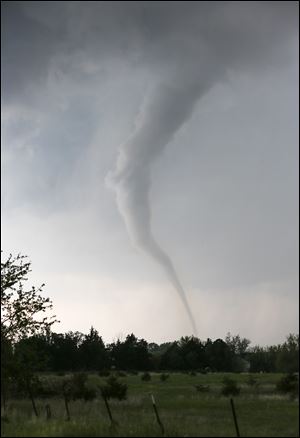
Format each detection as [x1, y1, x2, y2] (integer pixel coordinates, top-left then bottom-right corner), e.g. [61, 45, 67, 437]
[1, 372, 299, 437]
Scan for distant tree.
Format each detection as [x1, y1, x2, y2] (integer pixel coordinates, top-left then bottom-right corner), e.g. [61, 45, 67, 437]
[148, 343, 160, 353]
[248, 346, 267, 372]
[150, 342, 173, 355]
[160, 342, 185, 370]
[110, 334, 151, 370]
[225, 333, 251, 357]
[249, 344, 280, 373]
[49, 332, 83, 371]
[276, 334, 299, 373]
[205, 338, 234, 371]
[14, 334, 50, 372]
[178, 336, 205, 370]
[79, 327, 109, 371]
[149, 342, 173, 370]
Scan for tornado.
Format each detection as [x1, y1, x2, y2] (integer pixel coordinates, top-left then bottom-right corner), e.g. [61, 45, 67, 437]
[106, 76, 214, 335]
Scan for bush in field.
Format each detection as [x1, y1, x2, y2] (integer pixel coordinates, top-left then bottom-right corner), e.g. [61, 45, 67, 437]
[276, 373, 299, 397]
[100, 375, 127, 400]
[245, 374, 260, 391]
[62, 373, 96, 402]
[36, 376, 62, 398]
[246, 374, 257, 387]
[72, 373, 96, 401]
[160, 373, 170, 382]
[141, 372, 151, 381]
[221, 377, 241, 396]
[14, 374, 43, 414]
[117, 371, 127, 377]
[98, 369, 110, 377]
[129, 370, 139, 375]
[189, 371, 197, 376]
[195, 384, 210, 393]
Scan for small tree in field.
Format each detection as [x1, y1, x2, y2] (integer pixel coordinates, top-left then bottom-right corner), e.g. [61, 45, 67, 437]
[100, 375, 128, 401]
[141, 372, 151, 381]
[221, 377, 241, 397]
[276, 373, 299, 399]
[1, 253, 57, 341]
[61, 373, 97, 420]
[1, 253, 58, 411]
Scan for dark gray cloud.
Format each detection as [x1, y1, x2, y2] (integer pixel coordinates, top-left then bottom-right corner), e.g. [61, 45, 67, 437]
[2, 1, 298, 103]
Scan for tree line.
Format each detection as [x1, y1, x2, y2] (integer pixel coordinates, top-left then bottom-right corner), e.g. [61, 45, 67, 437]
[4, 327, 299, 375]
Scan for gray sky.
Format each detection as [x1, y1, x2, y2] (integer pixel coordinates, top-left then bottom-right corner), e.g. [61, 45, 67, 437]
[1, 1, 299, 345]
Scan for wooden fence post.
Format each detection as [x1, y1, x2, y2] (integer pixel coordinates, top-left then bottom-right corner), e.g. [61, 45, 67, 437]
[230, 398, 240, 437]
[103, 395, 118, 427]
[27, 381, 38, 417]
[150, 394, 165, 435]
[64, 395, 70, 421]
[45, 404, 51, 420]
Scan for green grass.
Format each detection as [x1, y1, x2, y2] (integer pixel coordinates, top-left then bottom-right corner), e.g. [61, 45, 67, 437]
[1, 373, 299, 437]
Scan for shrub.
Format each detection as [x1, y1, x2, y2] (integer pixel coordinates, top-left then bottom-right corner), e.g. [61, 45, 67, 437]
[195, 384, 210, 393]
[141, 372, 151, 381]
[13, 374, 43, 400]
[160, 373, 170, 382]
[36, 377, 62, 398]
[221, 377, 241, 397]
[246, 374, 257, 386]
[189, 371, 197, 377]
[100, 375, 127, 400]
[73, 373, 97, 401]
[62, 373, 96, 401]
[129, 370, 138, 375]
[117, 371, 127, 377]
[98, 370, 110, 377]
[276, 373, 299, 397]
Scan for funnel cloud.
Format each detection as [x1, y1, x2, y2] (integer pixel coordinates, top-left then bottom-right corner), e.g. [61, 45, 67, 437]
[106, 79, 213, 334]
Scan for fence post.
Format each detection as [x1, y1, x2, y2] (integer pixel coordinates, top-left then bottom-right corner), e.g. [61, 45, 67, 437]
[27, 381, 38, 417]
[103, 395, 117, 427]
[150, 394, 165, 435]
[230, 398, 240, 437]
[45, 404, 51, 420]
[64, 395, 70, 421]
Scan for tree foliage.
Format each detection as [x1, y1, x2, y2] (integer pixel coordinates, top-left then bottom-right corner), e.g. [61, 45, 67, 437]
[1, 253, 57, 341]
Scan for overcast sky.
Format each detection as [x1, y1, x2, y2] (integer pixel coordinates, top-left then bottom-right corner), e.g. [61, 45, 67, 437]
[1, 1, 299, 346]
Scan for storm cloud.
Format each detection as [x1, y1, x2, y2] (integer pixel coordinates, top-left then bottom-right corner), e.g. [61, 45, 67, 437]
[1, 2, 298, 342]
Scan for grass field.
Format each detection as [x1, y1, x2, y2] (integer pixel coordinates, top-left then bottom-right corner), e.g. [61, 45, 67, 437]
[1, 372, 299, 437]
